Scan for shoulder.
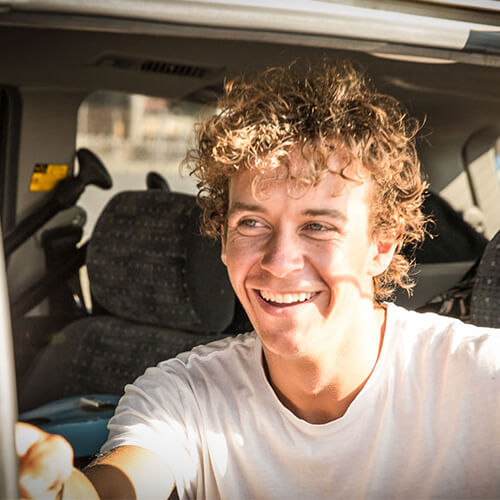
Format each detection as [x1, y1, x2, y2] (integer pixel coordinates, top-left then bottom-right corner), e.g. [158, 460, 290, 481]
[387, 301, 500, 341]
[103, 332, 260, 453]
[170, 331, 258, 373]
[387, 303, 500, 372]
[131, 331, 259, 392]
[175, 331, 257, 363]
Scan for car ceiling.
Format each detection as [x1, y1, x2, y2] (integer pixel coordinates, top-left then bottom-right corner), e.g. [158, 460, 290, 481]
[0, 4, 500, 190]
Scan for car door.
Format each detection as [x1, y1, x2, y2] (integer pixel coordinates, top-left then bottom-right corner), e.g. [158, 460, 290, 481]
[0, 228, 19, 499]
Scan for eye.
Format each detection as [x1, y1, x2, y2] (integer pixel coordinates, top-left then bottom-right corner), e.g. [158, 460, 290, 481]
[235, 217, 268, 235]
[239, 218, 260, 228]
[304, 222, 329, 232]
[302, 221, 339, 240]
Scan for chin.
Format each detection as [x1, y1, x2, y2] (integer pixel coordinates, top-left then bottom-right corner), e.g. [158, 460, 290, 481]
[255, 323, 312, 358]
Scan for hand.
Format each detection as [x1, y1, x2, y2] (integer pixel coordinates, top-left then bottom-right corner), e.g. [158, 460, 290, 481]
[16, 422, 74, 499]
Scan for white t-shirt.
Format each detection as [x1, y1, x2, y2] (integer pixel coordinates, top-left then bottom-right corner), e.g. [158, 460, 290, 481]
[102, 304, 500, 499]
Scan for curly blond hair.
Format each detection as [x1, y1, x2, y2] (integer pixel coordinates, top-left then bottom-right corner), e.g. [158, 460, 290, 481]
[185, 60, 428, 300]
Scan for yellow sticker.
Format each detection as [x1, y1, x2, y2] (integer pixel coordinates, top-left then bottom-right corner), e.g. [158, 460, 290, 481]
[30, 164, 69, 192]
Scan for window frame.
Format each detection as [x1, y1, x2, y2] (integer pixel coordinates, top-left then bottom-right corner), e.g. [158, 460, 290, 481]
[0, 87, 22, 235]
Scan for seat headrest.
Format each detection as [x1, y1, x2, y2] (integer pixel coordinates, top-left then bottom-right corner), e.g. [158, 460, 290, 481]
[471, 228, 500, 328]
[86, 191, 235, 333]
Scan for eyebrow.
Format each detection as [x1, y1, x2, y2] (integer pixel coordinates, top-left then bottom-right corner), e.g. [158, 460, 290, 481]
[227, 202, 263, 215]
[228, 202, 347, 223]
[302, 208, 348, 223]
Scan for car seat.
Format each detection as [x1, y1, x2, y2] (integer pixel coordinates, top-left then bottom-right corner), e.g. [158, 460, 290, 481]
[416, 228, 500, 326]
[19, 190, 236, 412]
[471, 228, 500, 328]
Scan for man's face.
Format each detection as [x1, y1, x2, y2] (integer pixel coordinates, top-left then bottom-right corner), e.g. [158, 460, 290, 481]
[221, 152, 392, 358]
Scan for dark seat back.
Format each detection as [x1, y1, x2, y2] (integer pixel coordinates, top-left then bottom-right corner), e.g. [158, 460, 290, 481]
[19, 190, 235, 411]
[471, 228, 500, 328]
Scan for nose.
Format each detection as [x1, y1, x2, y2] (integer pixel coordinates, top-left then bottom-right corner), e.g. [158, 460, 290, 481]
[260, 227, 304, 278]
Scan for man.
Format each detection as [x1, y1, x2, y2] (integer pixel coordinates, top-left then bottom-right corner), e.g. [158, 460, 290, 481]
[18, 61, 500, 499]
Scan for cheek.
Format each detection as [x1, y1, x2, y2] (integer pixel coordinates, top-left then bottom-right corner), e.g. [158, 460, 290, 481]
[220, 244, 227, 266]
[344, 230, 375, 269]
[310, 239, 371, 288]
[223, 240, 259, 284]
[225, 231, 268, 261]
[306, 240, 343, 276]
[223, 258, 245, 304]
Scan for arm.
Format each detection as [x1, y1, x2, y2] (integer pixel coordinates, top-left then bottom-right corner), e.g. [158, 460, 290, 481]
[17, 423, 175, 499]
[83, 445, 175, 499]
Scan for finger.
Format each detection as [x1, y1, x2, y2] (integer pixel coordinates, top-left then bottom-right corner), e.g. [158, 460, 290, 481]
[19, 431, 73, 499]
[19, 476, 61, 500]
[15, 422, 46, 457]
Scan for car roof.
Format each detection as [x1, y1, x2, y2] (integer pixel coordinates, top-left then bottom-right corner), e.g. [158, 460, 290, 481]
[1, 1, 499, 189]
[1, 0, 500, 59]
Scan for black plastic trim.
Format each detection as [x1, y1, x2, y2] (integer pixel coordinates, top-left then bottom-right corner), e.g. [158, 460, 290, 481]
[464, 30, 500, 55]
[0, 87, 21, 235]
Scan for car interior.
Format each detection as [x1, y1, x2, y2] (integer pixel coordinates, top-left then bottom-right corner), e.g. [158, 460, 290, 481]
[1, 0, 500, 489]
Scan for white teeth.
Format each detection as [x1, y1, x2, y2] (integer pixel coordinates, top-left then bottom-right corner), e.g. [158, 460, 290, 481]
[259, 290, 316, 304]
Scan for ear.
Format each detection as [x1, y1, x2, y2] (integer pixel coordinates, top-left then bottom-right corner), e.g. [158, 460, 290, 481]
[367, 239, 397, 277]
[220, 225, 227, 266]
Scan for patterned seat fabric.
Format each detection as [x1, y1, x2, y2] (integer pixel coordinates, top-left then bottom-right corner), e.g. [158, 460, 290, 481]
[20, 191, 236, 411]
[471, 229, 500, 328]
[87, 191, 234, 332]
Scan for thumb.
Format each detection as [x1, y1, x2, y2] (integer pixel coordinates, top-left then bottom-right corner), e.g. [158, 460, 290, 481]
[17, 422, 74, 499]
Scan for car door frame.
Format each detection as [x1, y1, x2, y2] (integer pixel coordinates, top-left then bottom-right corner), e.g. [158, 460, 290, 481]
[0, 227, 19, 499]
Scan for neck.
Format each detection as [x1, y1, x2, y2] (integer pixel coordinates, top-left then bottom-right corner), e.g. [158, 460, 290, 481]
[262, 303, 387, 424]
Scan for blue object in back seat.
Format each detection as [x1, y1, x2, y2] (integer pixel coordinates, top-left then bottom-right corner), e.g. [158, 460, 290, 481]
[19, 395, 120, 457]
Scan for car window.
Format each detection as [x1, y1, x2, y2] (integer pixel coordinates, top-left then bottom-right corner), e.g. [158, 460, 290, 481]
[462, 128, 500, 239]
[466, 146, 500, 238]
[439, 171, 481, 233]
[76, 91, 215, 240]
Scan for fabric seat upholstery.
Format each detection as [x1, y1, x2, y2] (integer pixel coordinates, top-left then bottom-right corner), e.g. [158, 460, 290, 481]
[471, 228, 500, 328]
[19, 190, 235, 411]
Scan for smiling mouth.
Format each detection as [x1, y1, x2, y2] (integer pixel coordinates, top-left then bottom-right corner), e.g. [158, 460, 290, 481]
[258, 290, 318, 305]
